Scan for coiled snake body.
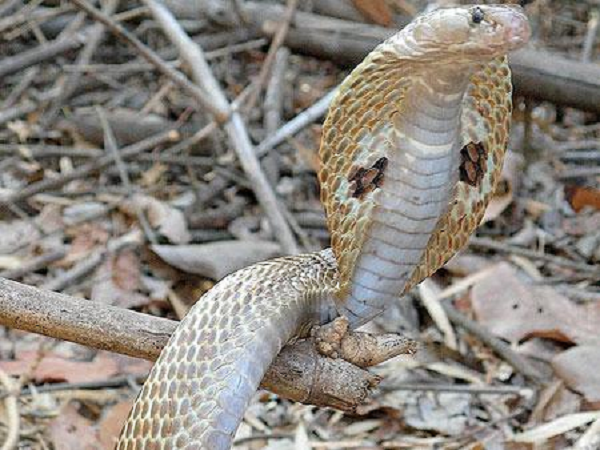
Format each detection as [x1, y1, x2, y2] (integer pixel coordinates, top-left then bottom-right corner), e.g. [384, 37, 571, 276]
[118, 5, 530, 449]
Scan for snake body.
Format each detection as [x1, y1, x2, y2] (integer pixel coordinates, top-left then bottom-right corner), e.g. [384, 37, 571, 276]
[117, 5, 530, 449]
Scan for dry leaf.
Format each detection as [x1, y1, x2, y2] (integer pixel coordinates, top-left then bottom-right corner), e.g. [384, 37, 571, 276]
[352, 0, 394, 26]
[471, 262, 600, 346]
[122, 194, 190, 244]
[98, 401, 133, 450]
[152, 240, 281, 280]
[404, 393, 470, 436]
[553, 346, 600, 402]
[61, 222, 109, 266]
[482, 151, 523, 223]
[0, 220, 40, 254]
[91, 250, 150, 308]
[47, 403, 101, 450]
[62, 108, 177, 146]
[565, 185, 600, 212]
[0, 352, 119, 383]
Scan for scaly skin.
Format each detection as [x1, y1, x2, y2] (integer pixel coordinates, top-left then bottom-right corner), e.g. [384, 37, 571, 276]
[117, 5, 530, 449]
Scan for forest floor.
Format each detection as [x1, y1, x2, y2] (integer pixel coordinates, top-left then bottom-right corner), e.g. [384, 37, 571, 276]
[1, 0, 600, 448]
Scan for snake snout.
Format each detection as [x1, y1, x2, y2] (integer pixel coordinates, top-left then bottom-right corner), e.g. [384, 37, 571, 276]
[494, 7, 531, 50]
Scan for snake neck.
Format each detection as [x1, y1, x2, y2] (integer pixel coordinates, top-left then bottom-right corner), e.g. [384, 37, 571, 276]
[336, 66, 473, 327]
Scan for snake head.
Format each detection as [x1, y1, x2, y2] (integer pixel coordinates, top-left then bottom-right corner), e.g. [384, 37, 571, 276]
[399, 5, 530, 62]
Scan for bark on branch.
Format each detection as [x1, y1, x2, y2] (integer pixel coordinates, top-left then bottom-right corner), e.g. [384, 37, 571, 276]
[0, 277, 390, 412]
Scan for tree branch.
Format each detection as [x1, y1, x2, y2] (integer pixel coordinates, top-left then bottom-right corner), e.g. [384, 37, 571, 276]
[0, 277, 392, 412]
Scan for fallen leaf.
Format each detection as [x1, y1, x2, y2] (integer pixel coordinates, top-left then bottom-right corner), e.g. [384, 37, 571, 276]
[404, 393, 470, 436]
[553, 346, 600, 403]
[152, 240, 281, 280]
[107, 352, 152, 377]
[98, 401, 133, 450]
[482, 151, 523, 223]
[0, 220, 40, 254]
[122, 194, 190, 244]
[61, 108, 178, 146]
[565, 185, 600, 212]
[63, 202, 109, 226]
[91, 250, 150, 308]
[47, 403, 101, 450]
[562, 211, 600, 237]
[61, 222, 109, 266]
[35, 204, 64, 234]
[0, 352, 119, 383]
[529, 380, 581, 423]
[352, 0, 394, 26]
[471, 262, 600, 346]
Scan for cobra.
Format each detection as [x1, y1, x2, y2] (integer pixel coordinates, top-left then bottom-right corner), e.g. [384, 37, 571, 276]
[117, 5, 530, 449]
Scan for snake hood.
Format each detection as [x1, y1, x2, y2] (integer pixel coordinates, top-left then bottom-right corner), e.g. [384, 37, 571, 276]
[394, 5, 530, 60]
[319, 5, 530, 325]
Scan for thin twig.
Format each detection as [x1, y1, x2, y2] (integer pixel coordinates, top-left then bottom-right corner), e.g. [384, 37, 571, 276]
[68, 0, 229, 122]
[0, 130, 178, 206]
[469, 236, 600, 276]
[0, 249, 67, 281]
[42, 0, 120, 127]
[442, 302, 545, 383]
[0, 368, 19, 450]
[256, 89, 336, 157]
[380, 382, 532, 396]
[97, 107, 158, 245]
[1, 67, 39, 109]
[264, 47, 289, 134]
[144, 0, 299, 254]
[241, 0, 298, 112]
[0, 31, 87, 79]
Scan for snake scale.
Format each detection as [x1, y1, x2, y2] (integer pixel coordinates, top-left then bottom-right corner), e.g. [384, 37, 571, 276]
[117, 5, 530, 449]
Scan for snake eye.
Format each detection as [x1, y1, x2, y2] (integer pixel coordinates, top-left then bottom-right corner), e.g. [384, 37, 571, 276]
[471, 7, 485, 24]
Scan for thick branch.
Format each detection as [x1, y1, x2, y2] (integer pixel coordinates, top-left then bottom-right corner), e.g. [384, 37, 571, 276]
[0, 277, 380, 411]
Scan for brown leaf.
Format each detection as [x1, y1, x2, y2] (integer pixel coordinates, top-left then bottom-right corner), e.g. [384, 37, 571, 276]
[112, 250, 141, 292]
[47, 403, 101, 450]
[482, 151, 523, 223]
[61, 223, 109, 267]
[98, 401, 133, 450]
[0, 352, 119, 383]
[565, 185, 600, 213]
[91, 251, 150, 308]
[471, 262, 600, 346]
[107, 352, 152, 377]
[352, 0, 394, 26]
[553, 346, 600, 403]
